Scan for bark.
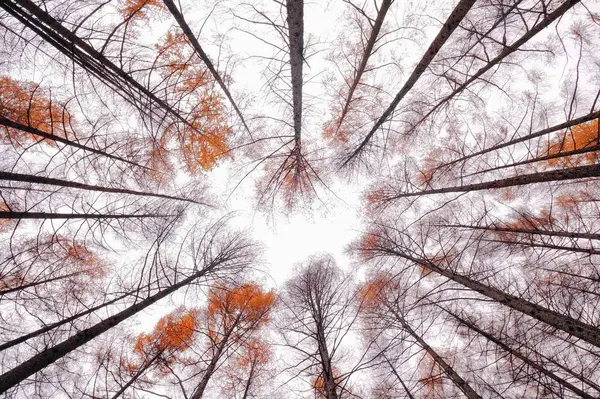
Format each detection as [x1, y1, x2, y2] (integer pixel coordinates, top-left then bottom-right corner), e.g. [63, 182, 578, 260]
[383, 355, 416, 399]
[388, 163, 600, 199]
[0, 171, 201, 205]
[0, 212, 173, 219]
[286, 0, 304, 145]
[408, 0, 581, 135]
[1, 0, 190, 126]
[446, 309, 597, 399]
[344, 0, 477, 165]
[240, 359, 256, 399]
[0, 290, 140, 352]
[110, 351, 162, 399]
[387, 306, 482, 399]
[190, 314, 241, 399]
[335, 0, 393, 132]
[442, 111, 600, 169]
[0, 259, 219, 394]
[466, 143, 600, 177]
[382, 247, 600, 348]
[482, 238, 600, 256]
[161, 0, 252, 137]
[439, 223, 600, 241]
[0, 116, 147, 170]
[0, 269, 91, 296]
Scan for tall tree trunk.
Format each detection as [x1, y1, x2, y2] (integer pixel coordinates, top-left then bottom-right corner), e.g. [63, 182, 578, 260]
[1, 0, 189, 126]
[466, 143, 600, 177]
[241, 359, 256, 399]
[0, 211, 174, 219]
[407, 0, 581, 135]
[445, 308, 597, 399]
[344, 0, 477, 165]
[0, 116, 147, 170]
[389, 163, 600, 199]
[0, 260, 220, 394]
[387, 306, 482, 399]
[190, 314, 241, 399]
[161, 0, 252, 138]
[0, 289, 143, 352]
[335, 0, 393, 131]
[441, 111, 600, 169]
[481, 238, 600, 256]
[439, 223, 600, 241]
[286, 0, 304, 146]
[0, 171, 201, 204]
[383, 248, 600, 348]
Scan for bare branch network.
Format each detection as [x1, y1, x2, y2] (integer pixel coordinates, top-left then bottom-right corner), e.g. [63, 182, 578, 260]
[0, 0, 599, 398]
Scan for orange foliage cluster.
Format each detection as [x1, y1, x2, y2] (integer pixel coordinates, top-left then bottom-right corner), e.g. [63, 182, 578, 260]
[207, 283, 275, 341]
[235, 338, 271, 368]
[322, 118, 348, 143]
[0, 77, 71, 145]
[0, 236, 105, 294]
[359, 274, 393, 309]
[354, 231, 385, 261]
[556, 190, 593, 209]
[177, 96, 232, 174]
[155, 32, 192, 76]
[120, 0, 165, 20]
[417, 356, 445, 399]
[546, 120, 599, 166]
[133, 309, 199, 362]
[64, 242, 107, 279]
[151, 31, 233, 175]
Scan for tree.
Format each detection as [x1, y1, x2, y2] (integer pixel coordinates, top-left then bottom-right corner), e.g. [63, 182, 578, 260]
[277, 255, 369, 399]
[0, 220, 256, 396]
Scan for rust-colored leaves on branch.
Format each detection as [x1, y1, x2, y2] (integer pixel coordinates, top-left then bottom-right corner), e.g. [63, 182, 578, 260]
[120, 0, 166, 21]
[207, 283, 275, 340]
[546, 119, 599, 166]
[0, 76, 71, 145]
[134, 309, 199, 356]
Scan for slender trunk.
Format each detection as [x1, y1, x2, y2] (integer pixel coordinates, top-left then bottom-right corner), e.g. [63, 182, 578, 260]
[442, 111, 600, 169]
[466, 143, 600, 177]
[445, 309, 597, 399]
[388, 163, 600, 199]
[286, 0, 304, 145]
[0, 261, 219, 394]
[0, 269, 90, 296]
[161, 0, 252, 138]
[383, 355, 416, 399]
[0, 289, 142, 352]
[190, 314, 241, 399]
[0, 171, 200, 205]
[439, 223, 600, 241]
[241, 359, 256, 399]
[481, 238, 600, 256]
[0, 116, 147, 170]
[383, 248, 600, 348]
[344, 0, 477, 165]
[387, 306, 482, 399]
[110, 351, 162, 399]
[1, 0, 189, 126]
[0, 212, 174, 219]
[316, 328, 339, 399]
[407, 0, 581, 135]
[336, 0, 393, 131]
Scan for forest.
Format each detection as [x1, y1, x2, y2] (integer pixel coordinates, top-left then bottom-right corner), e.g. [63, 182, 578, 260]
[0, 0, 599, 397]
